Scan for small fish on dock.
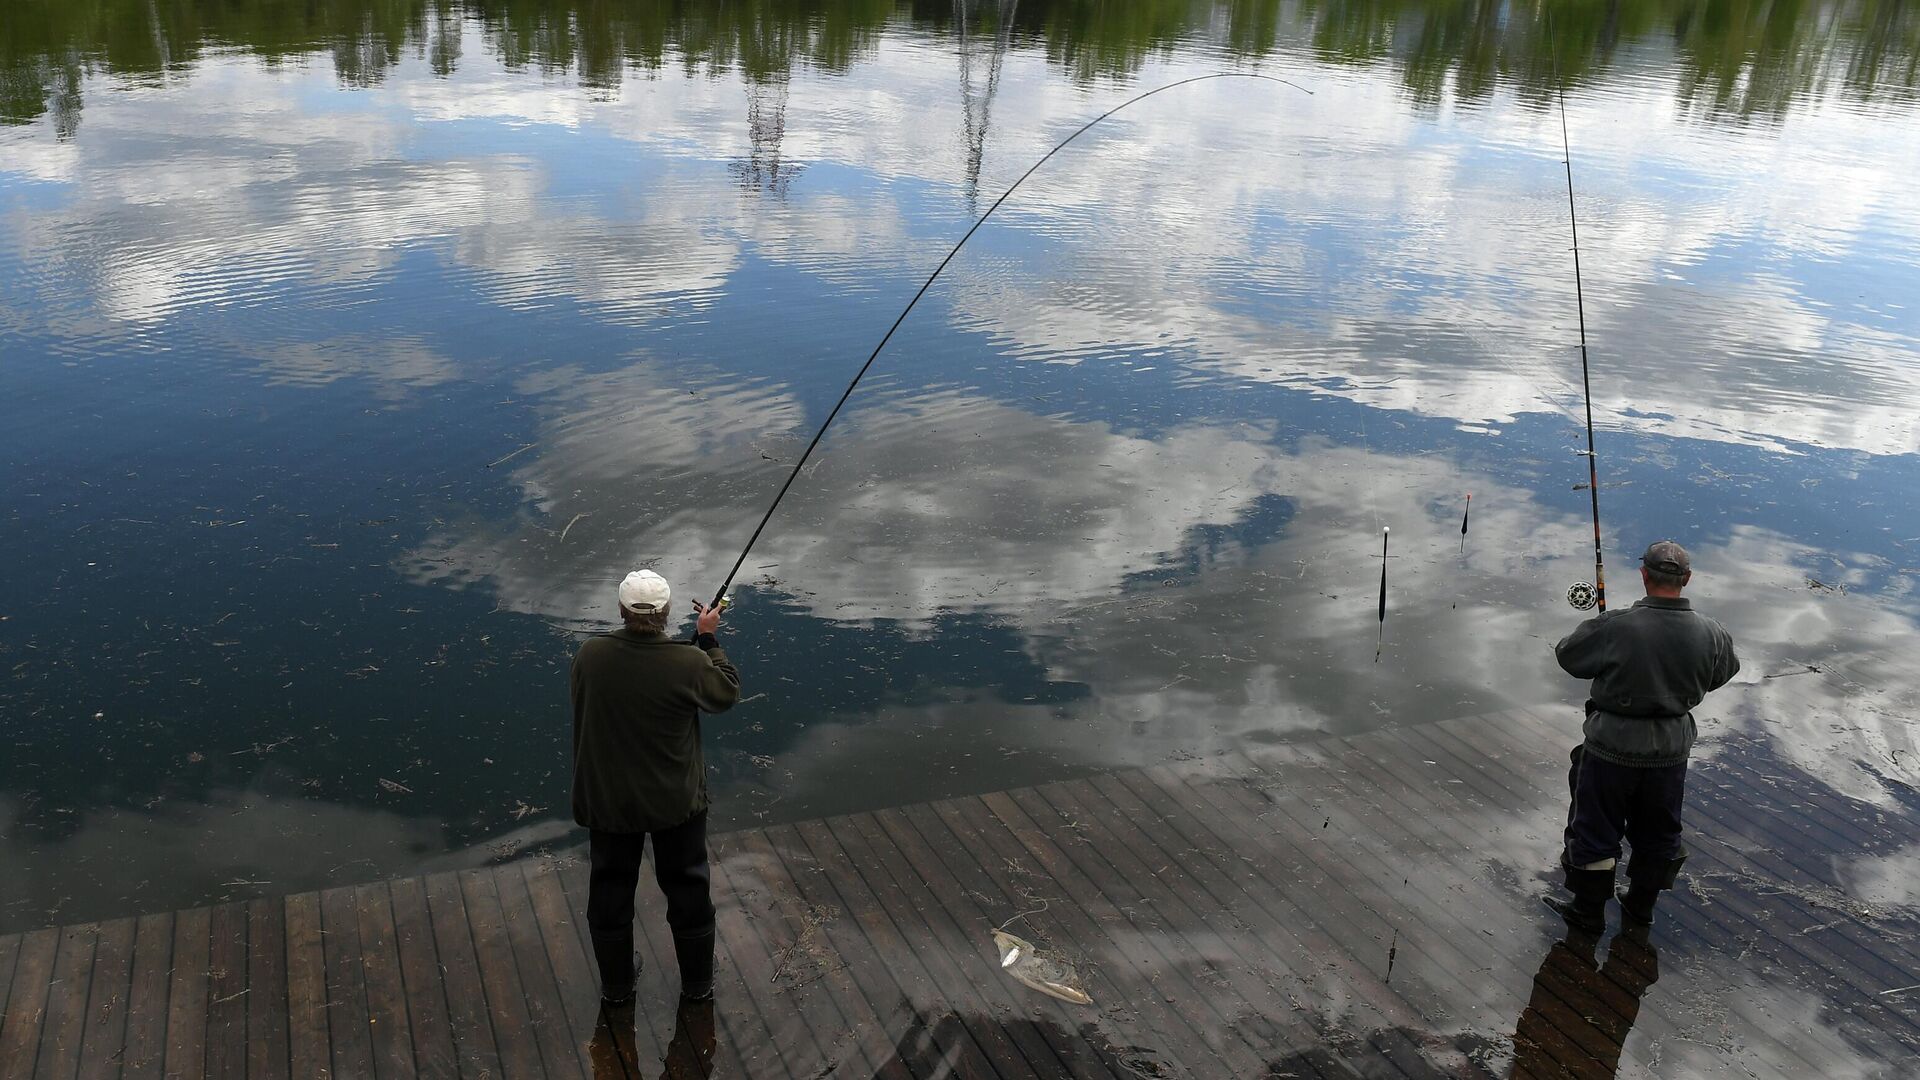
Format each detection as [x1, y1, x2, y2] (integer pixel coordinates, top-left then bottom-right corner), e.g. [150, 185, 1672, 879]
[991, 928, 1093, 1006]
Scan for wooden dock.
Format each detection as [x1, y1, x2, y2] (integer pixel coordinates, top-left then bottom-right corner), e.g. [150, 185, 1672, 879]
[3, 706, 1917, 1078]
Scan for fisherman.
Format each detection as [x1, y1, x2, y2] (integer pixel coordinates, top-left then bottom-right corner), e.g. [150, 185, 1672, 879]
[572, 569, 740, 1007]
[1546, 541, 1739, 932]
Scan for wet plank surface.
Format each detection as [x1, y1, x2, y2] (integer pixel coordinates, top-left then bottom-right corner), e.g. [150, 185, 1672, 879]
[2, 707, 1916, 1078]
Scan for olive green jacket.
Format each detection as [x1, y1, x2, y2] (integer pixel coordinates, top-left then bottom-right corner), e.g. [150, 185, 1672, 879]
[570, 628, 740, 833]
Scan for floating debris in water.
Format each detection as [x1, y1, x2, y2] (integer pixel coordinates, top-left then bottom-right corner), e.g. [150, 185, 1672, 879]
[484, 442, 537, 469]
[1459, 493, 1470, 554]
[991, 929, 1093, 1006]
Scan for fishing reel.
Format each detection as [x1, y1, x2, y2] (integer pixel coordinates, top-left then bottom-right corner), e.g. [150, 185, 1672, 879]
[1566, 582, 1598, 611]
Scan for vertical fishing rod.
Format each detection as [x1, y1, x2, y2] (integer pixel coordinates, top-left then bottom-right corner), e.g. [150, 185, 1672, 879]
[1551, 22, 1607, 614]
[704, 72, 1310, 609]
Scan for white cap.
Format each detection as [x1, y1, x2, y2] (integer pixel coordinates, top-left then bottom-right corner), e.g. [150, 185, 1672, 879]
[618, 569, 671, 613]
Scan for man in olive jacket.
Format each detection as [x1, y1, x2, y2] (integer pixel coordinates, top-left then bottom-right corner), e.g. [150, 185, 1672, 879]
[572, 569, 740, 1006]
[1547, 541, 1738, 932]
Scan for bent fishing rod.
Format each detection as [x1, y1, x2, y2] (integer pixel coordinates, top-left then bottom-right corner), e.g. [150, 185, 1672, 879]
[704, 71, 1311, 611]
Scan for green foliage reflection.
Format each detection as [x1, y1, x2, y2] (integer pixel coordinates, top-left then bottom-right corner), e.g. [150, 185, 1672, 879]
[1, 0, 1914, 132]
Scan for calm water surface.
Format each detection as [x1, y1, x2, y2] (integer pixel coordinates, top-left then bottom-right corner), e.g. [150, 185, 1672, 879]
[3, 0, 1920, 1067]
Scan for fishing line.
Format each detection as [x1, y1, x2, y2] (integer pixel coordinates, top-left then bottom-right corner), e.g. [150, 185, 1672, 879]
[1548, 15, 1608, 613]
[706, 71, 1312, 609]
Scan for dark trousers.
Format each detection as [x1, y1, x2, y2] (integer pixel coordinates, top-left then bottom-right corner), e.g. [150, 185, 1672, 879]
[1563, 744, 1687, 871]
[587, 812, 716, 992]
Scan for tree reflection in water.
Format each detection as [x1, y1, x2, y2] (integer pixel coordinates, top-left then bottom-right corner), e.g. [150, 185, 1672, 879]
[4, 0, 1917, 133]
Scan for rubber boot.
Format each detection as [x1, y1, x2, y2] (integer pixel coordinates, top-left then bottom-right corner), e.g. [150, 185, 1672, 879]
[1618, 849, 1687, 926]
[590, 926, 638, 1006]
[1544, 864, 1614, 934]
[673, 927, 716, 1002]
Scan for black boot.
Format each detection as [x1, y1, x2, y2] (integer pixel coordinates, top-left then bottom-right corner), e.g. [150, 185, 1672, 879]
[1618, 849, 1687, 926]
[673, 928, 716, 1002]
[590, 926, 638, 1007]
[1544, 863, 1614, 934]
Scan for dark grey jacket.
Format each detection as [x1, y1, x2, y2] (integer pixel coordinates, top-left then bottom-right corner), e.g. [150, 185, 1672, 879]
[1554, 596, 1739, 767]
[570, 628, 740, 833]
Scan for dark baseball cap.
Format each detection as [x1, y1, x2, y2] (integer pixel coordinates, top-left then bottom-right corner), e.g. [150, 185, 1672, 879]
[1641, 540, 1691, 576]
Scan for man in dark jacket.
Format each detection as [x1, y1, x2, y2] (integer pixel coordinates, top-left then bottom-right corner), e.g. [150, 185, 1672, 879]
[572, 569, 740, 1006]
[1547, 541, 1739, 932]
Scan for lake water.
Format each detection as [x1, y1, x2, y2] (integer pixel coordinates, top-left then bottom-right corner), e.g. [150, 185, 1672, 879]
[3, 0, 1918, 979]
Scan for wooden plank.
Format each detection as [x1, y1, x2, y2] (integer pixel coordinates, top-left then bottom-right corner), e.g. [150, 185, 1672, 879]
[1190, 747, 1506, 999]
[794, 816, 1016, 1080]
[318, 886, 375, 1080]
[752, 824, 928, 1076]
[971, 787, 1276, 1077]
[1495, 710, 1920, 999]
[1421, 714, 1889, 1072]
[1306, 735, 1593, 980]
[1676, 746, 1920, 978]
[1012, 780, 1344, 1076]
[161, 907, 211, 1080]
[1141, 757, 1471, 1034]
[283, 893, 331, 1080]
[631, 845, 769, 1080]
[517, 862, 608, 1063]
[0, 928, 59, 1079]
[388, 877, 455, 1079]
[785, 818, 1003, 1080]
[733, 827, 900, 1078]
[904, 798, 1216, 1077]
[76, 917, 137, 1080]
[204, 902, 249, 1079]
[1250, 728, 1701, 1076]
[246, 897, 291, 1080]
[1505, 714, 1920, 1037]
[1380, 721, 1794, 1074]
[1076, 770, 1429, 1076]
[0, 933, 21, 1057]
[548, 855, 686, 1071]
[490, 864, 581, 1080]
[423, 872, 505, 1080]
[0, 934, 18, 1020]
[1418, 715, 1883, 1071]
[33, 922, 96, 1080]
[119, 913, 174, 1080]
[698, 843, 806, 1077]
[457, 868, 546, 1080]
[352, 882, 418, 1079]
[827, 812, 1081, 1079]
[1507, 937, 1635, 1077]
[1324, 732, 1658, 1072]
